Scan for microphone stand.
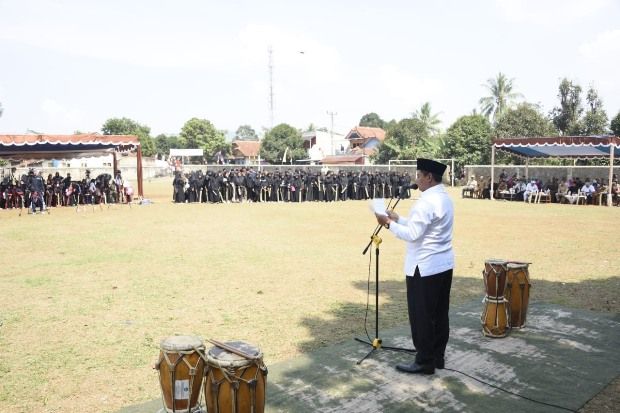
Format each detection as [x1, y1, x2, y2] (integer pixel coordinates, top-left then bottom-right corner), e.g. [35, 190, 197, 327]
[355, 195, 416, 365]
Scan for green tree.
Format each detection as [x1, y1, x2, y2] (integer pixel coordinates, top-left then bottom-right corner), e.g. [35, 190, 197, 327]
[479, 72, 522, 122]
[373, 118, 428, 164]
[442, 115, 493, 171]
[179, 118, 230, 160]
[551, 78, 583, 135]
[495, 103, 556, 138]
[102, 117, 155, 156]
[259, 123, 305, 164]
[154, 134, 180, 157]
[235, 124, 259, 141]
[611, 111, 620, 136]
[359, 112, 386, 129]
[412, 102, 442, 135]
[582, 87, 609, 135]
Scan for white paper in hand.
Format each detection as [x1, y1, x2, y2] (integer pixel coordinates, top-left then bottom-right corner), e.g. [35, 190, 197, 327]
[371, 198, 388, 216]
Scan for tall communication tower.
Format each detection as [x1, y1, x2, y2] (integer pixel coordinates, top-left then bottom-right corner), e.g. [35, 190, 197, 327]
[268, 46, 274, 128]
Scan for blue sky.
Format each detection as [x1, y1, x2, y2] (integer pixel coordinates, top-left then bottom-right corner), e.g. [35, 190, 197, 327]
[0, 0, 618, 137]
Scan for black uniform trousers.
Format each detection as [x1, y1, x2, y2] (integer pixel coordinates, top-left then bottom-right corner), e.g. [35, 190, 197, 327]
[407, 266, 453, 367]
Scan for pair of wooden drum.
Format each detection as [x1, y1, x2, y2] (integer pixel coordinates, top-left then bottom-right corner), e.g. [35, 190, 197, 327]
[481, 259, 532, 338]
[155, 336, 267, 413]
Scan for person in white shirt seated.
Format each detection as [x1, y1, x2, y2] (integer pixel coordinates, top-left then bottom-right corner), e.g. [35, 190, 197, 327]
[462, 176, 478, 197]
[580, 181, 596, 204]
[523, 180, 539, 202]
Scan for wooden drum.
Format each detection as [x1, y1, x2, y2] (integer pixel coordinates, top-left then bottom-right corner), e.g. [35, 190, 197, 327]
[204, 341, 267, 413]
[481, 298, 509, 338]
[481, 259, 509, 338]
[156, 335, 205, 413]
[505, 263, 531, 328]
[483, 259, 508, 298]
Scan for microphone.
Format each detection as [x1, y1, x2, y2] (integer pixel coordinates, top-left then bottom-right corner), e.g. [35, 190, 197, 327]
[398, 183, 418, 198]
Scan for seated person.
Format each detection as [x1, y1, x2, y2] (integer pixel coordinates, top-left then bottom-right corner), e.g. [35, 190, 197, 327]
[523, 180, 538, 202]
[556, 180, 569, 202]
[593, 183, 608, 205]
[580, 181, 596, 204]
[496, 180, 508, 198]
[462, 176, 478, 197]
[507, 173, 518, 189]
[30, 191, 45, 213]
[513, 180, 526, 201]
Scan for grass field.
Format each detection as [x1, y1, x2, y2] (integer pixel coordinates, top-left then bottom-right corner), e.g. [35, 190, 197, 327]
[1, 178, 618, 412]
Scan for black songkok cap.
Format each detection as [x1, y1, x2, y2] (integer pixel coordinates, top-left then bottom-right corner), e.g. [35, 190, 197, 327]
[417, 158, 447, 176]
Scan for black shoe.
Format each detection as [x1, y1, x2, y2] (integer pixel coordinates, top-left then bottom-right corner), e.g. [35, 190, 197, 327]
[435, 358, 445, 369]
[395, 362, 435, 375]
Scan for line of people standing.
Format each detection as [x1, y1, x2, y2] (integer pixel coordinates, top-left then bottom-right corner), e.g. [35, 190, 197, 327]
[172, 168, 413, 203]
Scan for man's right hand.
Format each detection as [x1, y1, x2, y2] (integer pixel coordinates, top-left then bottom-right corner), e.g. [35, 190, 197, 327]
[386, 210, 399, 221]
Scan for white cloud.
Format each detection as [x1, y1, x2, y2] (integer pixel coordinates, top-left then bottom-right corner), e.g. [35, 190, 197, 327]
[378, 65, 444, 108]
[497, 0, 612, 25]
[40, 98, 83, 126]
[579, 29, 620, 59]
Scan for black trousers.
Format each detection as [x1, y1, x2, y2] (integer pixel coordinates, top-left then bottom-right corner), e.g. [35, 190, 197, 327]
[407, 267, 453, 366]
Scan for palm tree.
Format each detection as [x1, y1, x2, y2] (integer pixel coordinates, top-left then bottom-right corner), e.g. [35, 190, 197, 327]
[412, 102, 442, 135]
[479, 72, 522, 122]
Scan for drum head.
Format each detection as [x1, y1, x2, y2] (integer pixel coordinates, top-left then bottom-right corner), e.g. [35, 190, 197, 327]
[485, 258, 508, 265]
[160, 335, 204, 352]
[207, 341, 261, 368]
[507, 262, 529, 269]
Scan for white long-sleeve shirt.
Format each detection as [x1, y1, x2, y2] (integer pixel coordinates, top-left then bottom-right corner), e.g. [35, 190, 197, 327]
[388, 184, 454, 277]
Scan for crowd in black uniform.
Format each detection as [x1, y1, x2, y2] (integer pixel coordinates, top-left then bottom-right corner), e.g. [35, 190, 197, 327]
[172, 168, 413, 203]
[0, 168, 131, 212]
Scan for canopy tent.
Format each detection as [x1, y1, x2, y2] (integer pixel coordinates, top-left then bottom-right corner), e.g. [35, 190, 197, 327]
[0, 134, 144, 197]
[491, 135, 619, 205]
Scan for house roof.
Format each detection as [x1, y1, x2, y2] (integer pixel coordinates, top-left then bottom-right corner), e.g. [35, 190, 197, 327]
[345, 126, 386, 142]
[232, 140, 260, 157]
[493, 135, 620, 158]
[0, 134, 140, 160]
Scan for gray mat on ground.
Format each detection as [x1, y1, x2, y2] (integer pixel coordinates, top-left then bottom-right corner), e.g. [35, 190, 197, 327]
[118, 301, 620, 412]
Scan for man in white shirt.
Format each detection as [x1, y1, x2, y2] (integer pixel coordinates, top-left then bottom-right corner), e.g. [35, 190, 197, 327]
[462, 175, 477, 198]
[581, 181, 596, 204]
[523, 180, 538, 202]
[375, 158, 454, 375]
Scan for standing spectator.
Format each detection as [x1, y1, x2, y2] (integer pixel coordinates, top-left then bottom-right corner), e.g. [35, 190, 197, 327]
[30, 170, 47, 211]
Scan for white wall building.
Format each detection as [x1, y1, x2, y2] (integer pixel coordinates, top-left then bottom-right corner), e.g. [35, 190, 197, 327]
[302, 130, 348, 162]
